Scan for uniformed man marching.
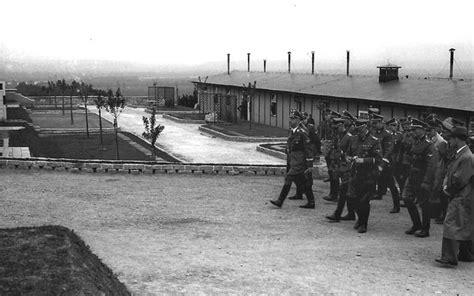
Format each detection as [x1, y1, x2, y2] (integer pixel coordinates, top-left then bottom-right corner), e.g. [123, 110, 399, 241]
[346, 119, 383, 233]
[371, 115, 401, 213]
[270, 109, 315, 209]
[325, 114, 357, 222]
[386, 117, 403, 213]
[402, 118, 435, 238]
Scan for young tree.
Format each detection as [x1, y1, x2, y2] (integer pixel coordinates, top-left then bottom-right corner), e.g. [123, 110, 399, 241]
[142, 108, 165, 159]
[49, 81, 57, 108]
[57, 79, 67, 116]
[79, 82, 93, 138]
[94, 90, 107, 150]
[105, 88, 125, 160]
[69, 80, 79, 125]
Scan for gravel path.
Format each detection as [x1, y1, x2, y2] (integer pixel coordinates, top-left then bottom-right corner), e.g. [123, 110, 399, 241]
[1, 169, 473, 294]
[87, 106, 286, 165]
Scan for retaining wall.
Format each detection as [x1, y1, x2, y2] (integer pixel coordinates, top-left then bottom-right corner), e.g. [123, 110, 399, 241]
[198, 126, 287, 143]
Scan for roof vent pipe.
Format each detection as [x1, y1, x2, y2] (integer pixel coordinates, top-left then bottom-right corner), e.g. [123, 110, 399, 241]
[288, 51, 291, 73]
[247, 53, 250, 72]
[311, 51, 315, 75]
[263, 59, 267, 73]
[227, 53, 230, 75]
[449, 48, 455, 79]
[346, 50, 350, 76]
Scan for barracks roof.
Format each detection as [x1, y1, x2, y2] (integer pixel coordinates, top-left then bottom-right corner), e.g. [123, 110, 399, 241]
[194, 71, 473, 112]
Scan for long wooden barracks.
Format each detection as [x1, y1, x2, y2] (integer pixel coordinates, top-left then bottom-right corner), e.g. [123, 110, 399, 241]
[193, 51, 473, 133]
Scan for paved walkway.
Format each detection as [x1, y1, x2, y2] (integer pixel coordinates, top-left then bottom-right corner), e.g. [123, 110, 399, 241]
[86, 106, 286, 165]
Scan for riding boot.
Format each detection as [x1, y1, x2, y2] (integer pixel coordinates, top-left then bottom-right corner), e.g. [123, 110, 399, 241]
[270, 184, 291, 208]
[341, 197, 356, 220]
[416, 202, 431, 237]
[289, 183, 304, 200]
[300, 184, 315, 209]
[405, 202, 422, 234]
[390, 181, 400, 213]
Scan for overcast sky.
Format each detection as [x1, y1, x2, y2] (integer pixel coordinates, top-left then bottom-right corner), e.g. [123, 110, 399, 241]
[1, 0, 473, 73]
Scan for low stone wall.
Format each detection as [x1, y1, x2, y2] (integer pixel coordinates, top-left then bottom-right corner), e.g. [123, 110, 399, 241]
[0, 157, 287, 176]
[162, 113, 205, 124]
[198, 126, 287, 143]
[0, 157, 327, 179]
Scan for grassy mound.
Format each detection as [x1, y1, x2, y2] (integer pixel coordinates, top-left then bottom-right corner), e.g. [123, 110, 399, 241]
[0, 225, 130, 295]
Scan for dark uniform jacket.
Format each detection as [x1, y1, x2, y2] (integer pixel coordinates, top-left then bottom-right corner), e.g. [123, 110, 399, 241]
[406, 135, 435, 186]
[346, 132, 382, 179]
[286, 124, 314, 175]
[390, 131, 403, 164]
[307, 123, 322, 158]
[337, 131, 354, 176]
[374, 128, 394, 161]
[399, 132, 415, 166]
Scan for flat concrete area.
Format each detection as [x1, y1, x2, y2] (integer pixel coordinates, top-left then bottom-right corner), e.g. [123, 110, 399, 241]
[1, 170, 472, 295]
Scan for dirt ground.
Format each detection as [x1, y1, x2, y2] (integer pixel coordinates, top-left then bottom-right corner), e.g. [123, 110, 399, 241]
[1, 169, 473, 294]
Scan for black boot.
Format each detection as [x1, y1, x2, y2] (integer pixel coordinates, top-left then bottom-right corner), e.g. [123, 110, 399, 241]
[289, 183, 304, 200]
[300, 185, 315, 209]
[390, 206, 400, 214]
[341, 198, 356, 220]
[415, 230, 430, 238]
[357, 204, 370, 233]
[288, 194, 303, 200]
[270, 184, 291, 208]
[405, 225, 422, 235]
[326, 212, 340, 222]
[405, 202, 422, 234]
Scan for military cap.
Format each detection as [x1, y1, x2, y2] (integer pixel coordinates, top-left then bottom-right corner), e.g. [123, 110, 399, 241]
[368, 107, 380, 115]
[386, 117, 398, 126]
[324, 108, 341, 118]
[371, 113, 384, 123]
[410, 118, 429, 129]
[441, 117, 465, 130]
[354, 119, 369, 129]
[289, 109, 303, 119]
[399, 117, 411, 125]
[450, 126, 468, 141]
[341, 110, 356, 122]
[424, 114, 441, 128]
[332, 117, 345, 126]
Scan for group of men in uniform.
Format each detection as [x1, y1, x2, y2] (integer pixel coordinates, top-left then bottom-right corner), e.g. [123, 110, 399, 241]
[270, 108, 474, 266]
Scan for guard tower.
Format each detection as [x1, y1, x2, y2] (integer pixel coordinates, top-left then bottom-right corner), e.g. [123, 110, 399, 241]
[377, 64, 401, 83]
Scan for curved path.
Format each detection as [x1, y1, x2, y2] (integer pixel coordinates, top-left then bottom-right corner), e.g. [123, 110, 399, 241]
[87, 106, 285, 165]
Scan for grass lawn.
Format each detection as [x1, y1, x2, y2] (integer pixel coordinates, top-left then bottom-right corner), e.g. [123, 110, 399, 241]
[29, 112, 114, 129]
[36, 132, 152, 161]
[6, 107, 179, 161]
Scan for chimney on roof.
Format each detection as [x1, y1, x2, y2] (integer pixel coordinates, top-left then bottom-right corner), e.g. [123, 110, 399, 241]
[377, 63, 402, 82]
[227, 53, 230, 75]
[449, 48, 455, 79]
[311, 51, 315, 75]
[288, 51, 291, 73]
[263, 59, 267, 73]
[247, 53, 250, 72]
[346, 50, 350, 76]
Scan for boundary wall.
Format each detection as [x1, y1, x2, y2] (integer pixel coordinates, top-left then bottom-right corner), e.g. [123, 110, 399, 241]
[0, 157, 327, 179]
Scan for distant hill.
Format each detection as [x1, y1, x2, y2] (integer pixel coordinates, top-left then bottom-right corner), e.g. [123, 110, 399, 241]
[1, 55, 471, 96]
